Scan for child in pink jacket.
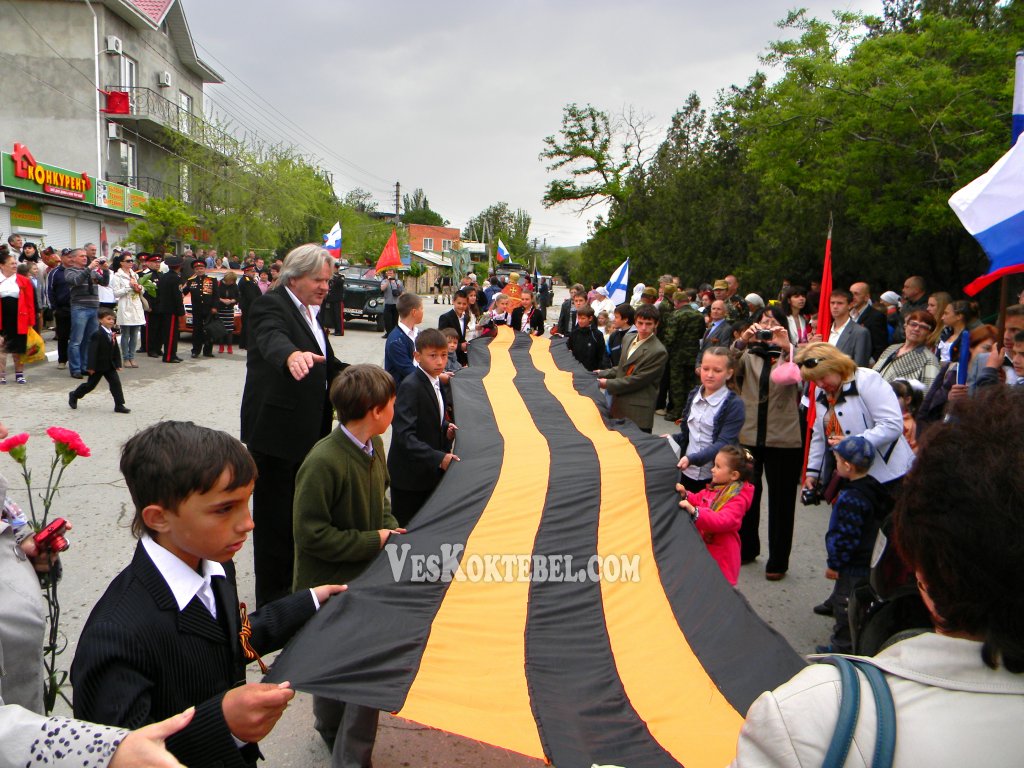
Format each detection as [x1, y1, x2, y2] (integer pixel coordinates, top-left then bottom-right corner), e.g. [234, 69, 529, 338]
[677, 445, 754, 585]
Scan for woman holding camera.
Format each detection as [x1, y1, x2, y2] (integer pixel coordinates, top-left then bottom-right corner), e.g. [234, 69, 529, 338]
[733, 308, 804, 581]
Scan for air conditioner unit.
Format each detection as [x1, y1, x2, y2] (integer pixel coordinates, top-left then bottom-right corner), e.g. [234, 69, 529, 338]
[106, 122, 122, 141]
[157, 71, 172, 87]
[105, 36, 122, 54]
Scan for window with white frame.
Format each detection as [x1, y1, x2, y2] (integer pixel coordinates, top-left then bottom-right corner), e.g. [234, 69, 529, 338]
[442, 239, 453, 251]
[178, 91, 193, 134]
[422, 237, 434, 251]
[119, 141, 136, 185]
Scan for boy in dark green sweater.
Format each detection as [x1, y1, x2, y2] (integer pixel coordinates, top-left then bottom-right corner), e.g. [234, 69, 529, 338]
[292, 363, 404, 768]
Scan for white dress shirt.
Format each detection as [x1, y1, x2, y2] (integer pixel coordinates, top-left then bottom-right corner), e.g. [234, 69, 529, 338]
[141, 534, 225, 618]
[284, 286, 327, 357]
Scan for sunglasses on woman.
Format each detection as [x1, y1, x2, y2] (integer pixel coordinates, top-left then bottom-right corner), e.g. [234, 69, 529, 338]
[797, 358, 823, 369]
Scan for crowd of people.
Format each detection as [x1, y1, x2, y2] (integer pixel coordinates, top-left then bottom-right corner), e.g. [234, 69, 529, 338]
[3, 236, 1022, 767]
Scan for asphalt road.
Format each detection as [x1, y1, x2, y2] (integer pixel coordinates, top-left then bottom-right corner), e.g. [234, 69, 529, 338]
[1, 287, 834, 767]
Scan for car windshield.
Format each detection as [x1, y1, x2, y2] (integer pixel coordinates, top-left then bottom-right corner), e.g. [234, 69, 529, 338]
[340, 266, 377, 280]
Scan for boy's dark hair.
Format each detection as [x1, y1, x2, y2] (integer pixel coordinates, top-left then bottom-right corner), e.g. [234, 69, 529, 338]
[717, 445, 754, 482]
[829, 289, 853, 302]
[1015, 330, 1024, 345]
[894, 386, 1024, 672]
[454, 288, 470, 301]
[330, 364, 396, 423]
[614, 303, 635, 324]
[575, 304, 594, 318]
[571, 283, 585, 295]
[120, 421, 256, 538]
[634, 304, 660, 324]
[439, 327, 460, 343]
[397, 291, 422, 318]
[97, 307, 116, 320]
[415, 327, 448, 352]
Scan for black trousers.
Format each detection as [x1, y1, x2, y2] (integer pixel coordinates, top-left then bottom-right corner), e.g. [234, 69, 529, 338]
[191, 311, 214, 356]
[72, 369, 125, 406]
[390, 486, 430, 528]
[156, 314, 180, 362]
[313, 696, 379, 768]
[739, 445, 803, 573]
[53, 307, 71, 363]
[249, 449, 301, 607]
[382, 305, 398, 334]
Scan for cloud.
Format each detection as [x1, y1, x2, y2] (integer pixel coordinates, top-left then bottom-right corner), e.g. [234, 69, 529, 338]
[182, 0, 879, 246]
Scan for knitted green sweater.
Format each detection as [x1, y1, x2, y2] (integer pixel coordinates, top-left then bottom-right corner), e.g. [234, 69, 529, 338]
[292, 427, 397, 589]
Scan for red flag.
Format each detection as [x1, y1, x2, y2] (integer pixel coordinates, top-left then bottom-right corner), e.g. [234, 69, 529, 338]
[374, 229, 402, 274]
[802, 217, 834, 482]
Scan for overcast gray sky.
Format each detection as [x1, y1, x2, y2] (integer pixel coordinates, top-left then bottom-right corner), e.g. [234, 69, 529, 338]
[181, 0, 879, 248]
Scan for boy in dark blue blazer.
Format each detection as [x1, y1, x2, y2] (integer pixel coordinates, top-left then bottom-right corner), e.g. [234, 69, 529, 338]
[387, 328, 458, 526]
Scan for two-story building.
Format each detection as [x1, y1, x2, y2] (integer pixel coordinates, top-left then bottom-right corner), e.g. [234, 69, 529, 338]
[0, 0, 222, 253]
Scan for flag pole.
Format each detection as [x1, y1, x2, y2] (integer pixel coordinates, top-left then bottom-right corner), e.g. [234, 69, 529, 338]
[1000, 50, 1024, 340]
[802, 214, 833, 483]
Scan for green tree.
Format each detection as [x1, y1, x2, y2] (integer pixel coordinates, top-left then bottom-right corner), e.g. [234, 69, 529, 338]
[402, 188, 447, 226]
[343, 188, 378, 213]
[463, 202, 532, 261]
[127, 196, 196, 252]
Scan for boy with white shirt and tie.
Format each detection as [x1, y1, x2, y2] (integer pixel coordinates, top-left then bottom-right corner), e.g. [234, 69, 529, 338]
[72, 421, 345, 768]
[68, 307, 130, 413]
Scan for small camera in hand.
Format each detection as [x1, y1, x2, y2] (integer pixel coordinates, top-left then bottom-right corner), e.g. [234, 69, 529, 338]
[755, 329, 774, 341]
[34, 517, 70, 553]
[801, 487, 822, 506]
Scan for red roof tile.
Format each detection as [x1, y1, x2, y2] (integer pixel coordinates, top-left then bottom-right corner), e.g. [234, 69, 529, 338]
[125, 0, 174, 26]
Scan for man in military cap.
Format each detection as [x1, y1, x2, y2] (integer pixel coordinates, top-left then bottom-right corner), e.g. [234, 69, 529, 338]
[182, 259, 219, 358]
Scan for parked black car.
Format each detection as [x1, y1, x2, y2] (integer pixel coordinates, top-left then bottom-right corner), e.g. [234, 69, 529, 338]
[338, 265, 385, 330]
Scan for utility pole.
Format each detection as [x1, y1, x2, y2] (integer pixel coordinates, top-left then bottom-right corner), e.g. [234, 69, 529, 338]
[394, 181, 401, 223]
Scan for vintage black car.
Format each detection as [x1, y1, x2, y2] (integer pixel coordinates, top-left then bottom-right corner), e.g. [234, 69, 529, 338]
[338, 265, 385, 330]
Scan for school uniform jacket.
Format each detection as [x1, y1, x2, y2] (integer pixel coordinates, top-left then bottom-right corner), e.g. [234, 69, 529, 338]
[85, 328, 121, 372]
[383, 325, 416, 383]
[71, 542, 316, 768]
[509, 304, 545, 336]
[387, 367, 453, 493]
[437, 308, 470, 365]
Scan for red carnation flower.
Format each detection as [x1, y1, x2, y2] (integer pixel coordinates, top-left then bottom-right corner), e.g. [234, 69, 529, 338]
[0, 433, 29, 452]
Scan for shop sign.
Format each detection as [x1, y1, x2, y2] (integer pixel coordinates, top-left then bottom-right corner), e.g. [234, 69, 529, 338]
[127, 188, 148, 215]
[9, 199, 43, 229]
[96, 180, 127, 211]
[1, 143, 95, 204]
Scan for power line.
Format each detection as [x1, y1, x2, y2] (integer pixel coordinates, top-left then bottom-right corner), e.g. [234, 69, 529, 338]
[4, 0, 97, 89]
[193, 41, 395, 185]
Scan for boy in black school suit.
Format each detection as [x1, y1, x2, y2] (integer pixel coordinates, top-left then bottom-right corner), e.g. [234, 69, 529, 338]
[71, 421, 345, 768]
[68, 307, 130, 413]
[386, 328, 458, 527]
[566, 305, 609, 371]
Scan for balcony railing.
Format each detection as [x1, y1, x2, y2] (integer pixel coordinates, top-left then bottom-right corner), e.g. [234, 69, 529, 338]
[104, 86, 240, 157]
[107, 175, 181, 200]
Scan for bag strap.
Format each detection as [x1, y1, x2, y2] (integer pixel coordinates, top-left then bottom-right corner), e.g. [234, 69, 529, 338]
[851, 660, 897, 768]
[819, 656, 897, 768]
[820, 656, 860, 768]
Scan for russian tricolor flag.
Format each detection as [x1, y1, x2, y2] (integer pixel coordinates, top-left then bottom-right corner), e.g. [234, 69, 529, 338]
[324, 221, 342, 259]
[496, 239, 510, 263]
[951, 134, 1024, 296]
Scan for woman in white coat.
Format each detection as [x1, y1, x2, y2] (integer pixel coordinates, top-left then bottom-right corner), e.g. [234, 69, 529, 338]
[795, 342, 914, 496]
[731, 385, 1024, 767]
[109, 254, 145, 368]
